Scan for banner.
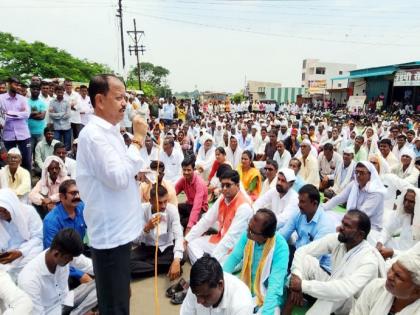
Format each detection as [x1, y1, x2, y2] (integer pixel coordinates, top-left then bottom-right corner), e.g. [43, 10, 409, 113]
[347, 95, 366, 112]
[394, 69, 420, 87]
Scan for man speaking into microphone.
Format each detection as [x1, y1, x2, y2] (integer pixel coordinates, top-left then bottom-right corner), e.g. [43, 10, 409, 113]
[77, 74, 148, 314]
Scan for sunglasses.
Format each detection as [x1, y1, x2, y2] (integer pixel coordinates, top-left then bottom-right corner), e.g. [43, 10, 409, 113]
[264, 167, 275, 171]
[66, 191, 80, 197]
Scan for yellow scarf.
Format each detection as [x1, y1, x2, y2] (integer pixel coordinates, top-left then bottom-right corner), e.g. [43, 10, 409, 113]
[241, 236, 275, 307]
[237, 165, 262, 196]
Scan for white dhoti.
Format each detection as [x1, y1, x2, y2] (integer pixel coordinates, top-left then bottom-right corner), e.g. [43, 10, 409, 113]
[187, 235, 217, 264]
[294, 255, 351, 315]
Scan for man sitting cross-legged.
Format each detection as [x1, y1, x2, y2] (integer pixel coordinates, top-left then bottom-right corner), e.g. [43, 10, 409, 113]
[224, 209, 289, 314]
[184, 169, 253, 264]
[283, 210, 385, 315]
[130, 185, 184, 281]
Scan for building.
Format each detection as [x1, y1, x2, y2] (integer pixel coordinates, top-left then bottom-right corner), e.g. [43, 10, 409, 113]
[302, 59, 357, 96]
[200, 91, 230, 103]
[246, 80, 282, 102]
[331, 61, 420, 111]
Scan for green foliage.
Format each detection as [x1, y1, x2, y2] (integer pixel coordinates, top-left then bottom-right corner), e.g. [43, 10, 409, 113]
[127, 62, 171, 97]
[232, 91, 245, 104]
[0, 32, 111, 82]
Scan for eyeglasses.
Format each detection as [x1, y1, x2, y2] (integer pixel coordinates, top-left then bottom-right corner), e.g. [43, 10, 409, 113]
[66, 191, 80, 197]
[221, 182, 234, 188]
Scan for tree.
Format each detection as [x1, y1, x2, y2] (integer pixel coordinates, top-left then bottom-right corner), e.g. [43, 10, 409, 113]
[127, 62, 171, 97]
[231, 91, 245, 104]
[0, 32, 111, 81]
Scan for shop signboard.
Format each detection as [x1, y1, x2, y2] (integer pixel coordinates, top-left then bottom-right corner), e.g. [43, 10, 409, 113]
[394, 69, 420, 87]
[308, 80, 327, 94]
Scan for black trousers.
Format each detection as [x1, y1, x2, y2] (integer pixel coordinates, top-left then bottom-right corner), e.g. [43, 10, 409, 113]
[130, 244, 176, 279]
[91, 242, 131, 315]
[178, 203, 193, 229]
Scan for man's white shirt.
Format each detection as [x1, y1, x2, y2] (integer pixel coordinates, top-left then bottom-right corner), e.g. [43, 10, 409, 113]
[76, 115, 145, 249]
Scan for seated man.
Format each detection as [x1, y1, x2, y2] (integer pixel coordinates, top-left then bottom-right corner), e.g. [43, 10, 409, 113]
[324, 161, 387, 241]
[376, 187, 420, 258]
[34, 126, 59, 171]
[0, 189, 43, 280]
[131, 185, 184, 280]
[253, 168, 299, 229]
[0, 270, 33, 314]
[29, 156, 69, 218]
[184, 170, 253, 264]
[318, 143, 343, 191]
[43, 179, 92, 286]
[279, 184, 335, 272]
[180, 254, 254, 314]
[288, 157, 306, 192]
[0, 148, 31, 203]
[260, 159, 278, 195]
[350, 253, 420, 315]
[18, 228, 97, 315]
[140, 160, 178, 206]
[283, 210, 385, 315]
[54, 142, 77, 179]
[224, 209, 289, 314]
[391, 147, 419, 186]
[298, 140, 320, 187]
[161, 136, 183, 184]
[176, 156, 208, 232]
[323, 147, 355, 200]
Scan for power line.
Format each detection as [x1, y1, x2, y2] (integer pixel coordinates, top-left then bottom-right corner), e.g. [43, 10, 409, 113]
[125, 10, 420, 47]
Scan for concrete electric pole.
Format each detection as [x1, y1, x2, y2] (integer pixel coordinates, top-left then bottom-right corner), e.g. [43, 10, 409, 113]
[127, 18, 145, 90]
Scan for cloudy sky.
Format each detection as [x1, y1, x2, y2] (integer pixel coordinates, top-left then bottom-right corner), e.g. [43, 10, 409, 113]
[1, 0, 420, 92]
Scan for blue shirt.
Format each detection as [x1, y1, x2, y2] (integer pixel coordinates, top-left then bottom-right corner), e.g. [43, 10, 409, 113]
[43, 202, 86, 279]
[279, 206, 335, 272]
[293, 175, 305, 192]
[27, 98, 47, 135]
[223, 232, 289, 314]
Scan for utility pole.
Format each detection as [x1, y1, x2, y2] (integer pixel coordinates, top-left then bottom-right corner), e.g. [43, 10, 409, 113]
[116, 0, 125, 68]
[127, 18, 145, 90]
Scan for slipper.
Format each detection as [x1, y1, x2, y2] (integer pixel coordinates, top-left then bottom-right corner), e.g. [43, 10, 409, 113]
[165, 277, 188, 298]
[170, 289, 188, 305]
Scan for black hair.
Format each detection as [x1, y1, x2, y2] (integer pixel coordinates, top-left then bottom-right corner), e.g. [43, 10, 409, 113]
[219, 169, 240, 184]
[289, 157, 302, 168]
[40, 81, 50, 87]
[347, 209, 371, 239]
[50, 228, 83, 257]
[190, 254, 224, 289]
[163, 136, 175, 147]
[150, 160, 165, 171]
[79, 85, 88, 89]
[215, 147, 226, 155]
[59, 179, 77, 194]
[396, 134, 407, 140]
[255, 208, 277, 238]
[88, 74, 122, 108]
[55, 85, 64, 92]
[53, 142, 66, 153]
[265, 159, 279, 170]
[216, 163, 232, 178]
[323, 143, 334, 151]
[181, 155, 196, 169]
[298, 184, 320, 206]
[242, 150, 255, 167]
[379, 138, 392, 147]
[43, 125, 55, 135]
[355, 135, 364, 142]
[150, 184, 168, 200]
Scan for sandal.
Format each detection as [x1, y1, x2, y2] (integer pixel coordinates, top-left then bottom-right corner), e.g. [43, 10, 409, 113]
[170, 289, 188, 305]
[165, 277, 188, 298]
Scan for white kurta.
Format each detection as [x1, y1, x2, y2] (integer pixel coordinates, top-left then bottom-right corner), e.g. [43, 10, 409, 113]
[350, 278, 420, 315]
